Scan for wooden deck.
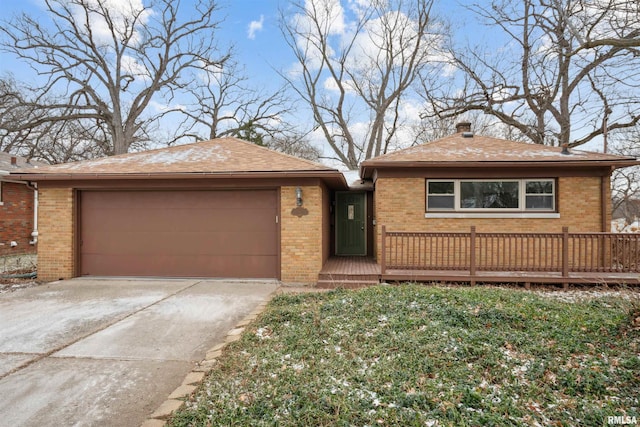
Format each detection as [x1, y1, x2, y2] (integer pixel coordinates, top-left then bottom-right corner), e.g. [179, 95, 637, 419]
[317, 257, 380, 289]
[383, 269, 640, 288]
[317, 257, 640, 289]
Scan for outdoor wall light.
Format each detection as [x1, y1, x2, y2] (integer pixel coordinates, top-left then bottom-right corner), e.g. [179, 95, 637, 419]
[295, 187, 303, 206]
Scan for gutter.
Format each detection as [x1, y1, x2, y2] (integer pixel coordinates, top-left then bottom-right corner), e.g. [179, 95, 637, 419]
[10, 169, 345, 179]
[8, 170, 350, 190]
[360, 159, 640, 179]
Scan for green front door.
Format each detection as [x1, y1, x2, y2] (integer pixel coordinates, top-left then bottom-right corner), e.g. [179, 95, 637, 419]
[336, 192, 366, 256]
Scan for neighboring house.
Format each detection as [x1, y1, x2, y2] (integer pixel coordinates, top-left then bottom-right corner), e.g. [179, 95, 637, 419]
[0, 153, 39, 256]
[10, 126, 640, 284]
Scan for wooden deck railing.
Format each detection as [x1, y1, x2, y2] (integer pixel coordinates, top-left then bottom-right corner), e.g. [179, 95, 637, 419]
[381, 226, 640, 276]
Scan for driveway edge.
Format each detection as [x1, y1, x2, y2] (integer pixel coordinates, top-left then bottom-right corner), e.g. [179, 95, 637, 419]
[140, 295, 275, 426]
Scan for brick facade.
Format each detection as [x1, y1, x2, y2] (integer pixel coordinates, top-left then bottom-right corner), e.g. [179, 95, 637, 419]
[0, 181, 36, 256]
[36, 184, 330, 284]
[374, 176, 609, 262]
[37, 187, 75, 281]
[32, 175, 614, 283]
[280, 185, 328, 284]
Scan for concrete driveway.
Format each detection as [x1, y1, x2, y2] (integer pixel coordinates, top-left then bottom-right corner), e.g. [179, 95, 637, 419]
[0, 278, 278, 426]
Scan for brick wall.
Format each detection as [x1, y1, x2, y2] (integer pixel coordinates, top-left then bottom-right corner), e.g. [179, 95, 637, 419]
[0, 181, 36, 256]
[374, 176, 608, 262]
[37, 187, 75, 281]
[280, 185, 325, 284]
[35, 185, 329, 283]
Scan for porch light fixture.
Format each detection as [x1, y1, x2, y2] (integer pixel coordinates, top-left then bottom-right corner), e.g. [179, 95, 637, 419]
[295, 187, 303, 206]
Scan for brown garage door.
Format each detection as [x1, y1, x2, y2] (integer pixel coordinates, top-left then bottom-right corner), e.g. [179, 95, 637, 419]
[79, 190, 279, 278]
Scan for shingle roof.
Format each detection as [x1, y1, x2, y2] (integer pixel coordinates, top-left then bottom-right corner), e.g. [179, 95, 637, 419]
[16, 137, 334, 175]
[361, 132, 638, 178]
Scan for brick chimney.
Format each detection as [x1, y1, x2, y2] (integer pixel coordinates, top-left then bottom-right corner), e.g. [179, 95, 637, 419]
[10, 156, 17, 166]
[455, 122, 472, 133]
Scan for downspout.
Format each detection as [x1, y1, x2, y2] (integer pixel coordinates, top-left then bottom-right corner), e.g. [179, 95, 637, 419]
[600, 173, 610, 270]
[601, 174, 608, 232]
[27, 182, 38, 245]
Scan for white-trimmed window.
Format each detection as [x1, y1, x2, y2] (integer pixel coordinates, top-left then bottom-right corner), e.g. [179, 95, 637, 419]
[426, 179, 555, 212]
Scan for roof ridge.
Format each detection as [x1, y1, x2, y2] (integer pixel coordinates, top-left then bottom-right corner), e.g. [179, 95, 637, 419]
[225, 136, 335, 170]
[9, 136, 343, 175]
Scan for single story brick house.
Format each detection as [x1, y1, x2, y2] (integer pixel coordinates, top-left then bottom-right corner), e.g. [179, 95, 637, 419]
[360, 123, 639, 265]
[0, 153, 39, 256]
[10, 125, 640, 284]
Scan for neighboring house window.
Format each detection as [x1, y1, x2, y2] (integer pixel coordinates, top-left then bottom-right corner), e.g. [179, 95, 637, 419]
[426, 179, 555, 212]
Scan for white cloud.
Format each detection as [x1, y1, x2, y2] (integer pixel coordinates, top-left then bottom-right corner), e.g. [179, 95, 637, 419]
[149, 100, 186, 113]
[286, 0, 347, 72]
[121, 55, 150, 81]
[290, 0, 346, 42]
[306, 0, 346, 36]
[247, 15, 264, 40]
[323, 75, 356, 93]
[72, 0, 153, 46]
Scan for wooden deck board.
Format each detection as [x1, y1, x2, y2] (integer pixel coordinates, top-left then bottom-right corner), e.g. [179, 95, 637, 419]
[319, 257, 380, 275]
[317, 257, 640, 287]
[383, 269, 640, 284]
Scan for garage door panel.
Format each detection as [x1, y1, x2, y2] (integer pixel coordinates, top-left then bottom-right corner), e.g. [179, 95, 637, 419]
[80, 190, 279, 278]
[80, 254, 278, 278]
[82, 207, 276, 233]
[86, 190, 277, 210]
[82, 231, 278, 256]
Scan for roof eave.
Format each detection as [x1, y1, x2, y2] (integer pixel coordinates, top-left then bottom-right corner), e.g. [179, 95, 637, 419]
[360, 159, 640, 179]
[9, 170, 349, 189]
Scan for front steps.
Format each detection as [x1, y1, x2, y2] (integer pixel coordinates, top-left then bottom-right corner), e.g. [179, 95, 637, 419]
[316, 272, 380, 289]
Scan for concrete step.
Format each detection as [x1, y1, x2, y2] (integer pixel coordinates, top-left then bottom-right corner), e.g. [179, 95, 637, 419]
[317, 273, 379, 282]
[316, 279, 379, 289]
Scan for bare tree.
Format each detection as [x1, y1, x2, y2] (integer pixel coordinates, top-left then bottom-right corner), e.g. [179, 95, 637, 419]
[266, 133, 321, 162]
[1, 75, 115, 163]
[172, 60, 295, 144]
[410, 110, 530, 145]
[1, 0, 229, 155]
[423, 0, 640, 147]
[611, 126, 640, 223]
[0, 76, 31, 154]
[280, 0, 444, 169]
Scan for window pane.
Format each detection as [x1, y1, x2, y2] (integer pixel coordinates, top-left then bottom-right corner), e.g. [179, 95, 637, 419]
[526, 195, 553, 210]
[526, 181, 553, 194]
[428, 181, 454, 194]
[460, 181, 519, 209]
[428, 195, 454, 210]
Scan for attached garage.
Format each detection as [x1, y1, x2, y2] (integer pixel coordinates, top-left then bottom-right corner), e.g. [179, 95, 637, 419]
[13, 137, 348, 283]
[79, 189, 279, 278]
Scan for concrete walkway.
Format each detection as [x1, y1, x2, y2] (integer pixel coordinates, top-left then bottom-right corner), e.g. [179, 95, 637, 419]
[0, 278, 278, 427]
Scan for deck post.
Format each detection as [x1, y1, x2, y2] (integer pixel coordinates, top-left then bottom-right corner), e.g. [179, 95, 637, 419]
[562, 227, 569, 290]
[381, 225, 387, 275]
[470, 226, 476, 286]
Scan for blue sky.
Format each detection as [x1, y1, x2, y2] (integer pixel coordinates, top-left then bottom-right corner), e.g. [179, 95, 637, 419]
[0, 0, 612, 160]
[0, 0, 484, 96]
[0, 0, 293, 92]
[218, 1, 291, 91]
[0, 0, 483, 163]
